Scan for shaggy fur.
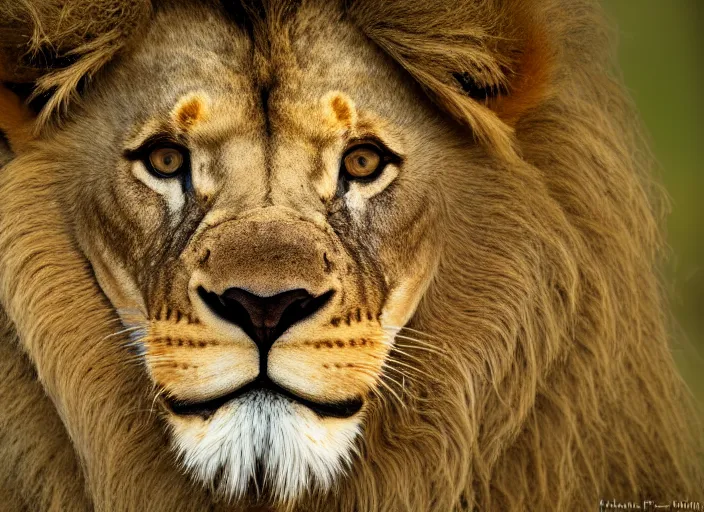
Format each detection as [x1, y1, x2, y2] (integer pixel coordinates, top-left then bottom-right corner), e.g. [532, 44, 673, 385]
[0, 0, 702, 511]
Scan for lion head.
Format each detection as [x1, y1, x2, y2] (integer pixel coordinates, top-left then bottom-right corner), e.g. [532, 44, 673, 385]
[0, 0, 701, 510]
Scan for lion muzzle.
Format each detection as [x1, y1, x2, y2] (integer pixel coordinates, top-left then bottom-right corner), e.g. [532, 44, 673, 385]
[145, 207, 378, 420]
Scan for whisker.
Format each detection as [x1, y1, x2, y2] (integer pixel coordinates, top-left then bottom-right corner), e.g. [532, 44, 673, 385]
[368, 386, 388, 410]
[381, 343, 433, 365]
[370, 372, 407, 410]
[389, 336, 451, 359]
[391, 334, 447, 352]
[356, 370, 389, 410]
[351, 366, 406, 410]
[374, 354, 438, 382]
[384, 325, 442, 341]
[355, 361, 411, 385]
[124, 408, 167, 418]
[394, 341, 448, 358]
[376, 377, 406, 411]
[101, 325, 145, 342]
[149, 387, 165, 420]
[96, 317, 126, 329]
[380, 364, 414, 383]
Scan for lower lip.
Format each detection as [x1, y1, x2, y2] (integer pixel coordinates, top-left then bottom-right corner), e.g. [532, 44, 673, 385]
[166, 379, 364, 420]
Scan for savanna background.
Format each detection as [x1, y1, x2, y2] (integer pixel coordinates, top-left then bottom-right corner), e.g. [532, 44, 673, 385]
[606, 2, 703, 407]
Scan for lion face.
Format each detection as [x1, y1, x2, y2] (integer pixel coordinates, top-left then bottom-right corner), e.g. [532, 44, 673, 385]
[4, 0, 703, 509]
[64, 2, 446, 500]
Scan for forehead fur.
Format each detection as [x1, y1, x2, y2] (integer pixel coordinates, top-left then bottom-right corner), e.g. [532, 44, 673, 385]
[0, 0, 552, 156]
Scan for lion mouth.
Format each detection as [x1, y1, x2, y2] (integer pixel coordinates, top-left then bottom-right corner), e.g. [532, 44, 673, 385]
[165, 376, 364, 419]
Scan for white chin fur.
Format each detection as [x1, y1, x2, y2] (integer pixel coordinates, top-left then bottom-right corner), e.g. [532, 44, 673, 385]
[168, 390, 362, 502]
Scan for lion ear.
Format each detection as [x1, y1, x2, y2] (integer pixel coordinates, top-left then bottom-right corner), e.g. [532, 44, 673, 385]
[459, 20, 554, 128]
[349, 1, 554, 158]
[0, 0, 152, 135]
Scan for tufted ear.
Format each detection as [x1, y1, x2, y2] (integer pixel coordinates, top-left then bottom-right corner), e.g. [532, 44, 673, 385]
[347, 0, 555, 159]
[0, 0, 153, 134]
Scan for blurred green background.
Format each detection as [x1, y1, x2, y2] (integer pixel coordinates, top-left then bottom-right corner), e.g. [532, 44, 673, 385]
[605, 2, 703, 406]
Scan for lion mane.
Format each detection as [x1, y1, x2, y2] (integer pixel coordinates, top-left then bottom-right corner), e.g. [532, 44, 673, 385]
[0, 0, 702, 510]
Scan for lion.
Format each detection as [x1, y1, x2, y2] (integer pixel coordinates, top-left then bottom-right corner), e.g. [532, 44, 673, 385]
[0, 0, 701, 510]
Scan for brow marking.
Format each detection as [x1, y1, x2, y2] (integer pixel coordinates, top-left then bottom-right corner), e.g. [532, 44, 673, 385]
[173, 93, 210, 131]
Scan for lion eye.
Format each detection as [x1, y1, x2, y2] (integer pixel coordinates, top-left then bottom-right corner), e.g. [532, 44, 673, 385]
[148, 146, 186, 177]
[343, 146, 383, 179]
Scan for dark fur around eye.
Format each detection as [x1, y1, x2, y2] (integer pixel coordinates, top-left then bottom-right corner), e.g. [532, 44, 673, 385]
[339, 140, 402, 186]
[123, 136, 191, 180]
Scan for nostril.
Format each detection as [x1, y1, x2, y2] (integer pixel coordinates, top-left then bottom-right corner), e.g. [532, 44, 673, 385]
[198, 287, 334, 351]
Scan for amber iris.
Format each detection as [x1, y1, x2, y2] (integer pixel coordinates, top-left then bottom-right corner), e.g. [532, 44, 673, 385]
[343, 146, 382, 178]
[148, 146, 185, 176]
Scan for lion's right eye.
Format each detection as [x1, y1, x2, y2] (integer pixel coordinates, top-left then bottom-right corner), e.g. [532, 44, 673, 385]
[343, 146, 383, 179]
[146, 146, 187, 178]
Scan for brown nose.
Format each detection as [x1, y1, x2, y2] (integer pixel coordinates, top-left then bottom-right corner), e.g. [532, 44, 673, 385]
[200, 287, 334, 353]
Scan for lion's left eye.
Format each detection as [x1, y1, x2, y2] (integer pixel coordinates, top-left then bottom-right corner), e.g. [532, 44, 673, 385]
[147, 146, 187, 177]
[342, 145, 384, 180]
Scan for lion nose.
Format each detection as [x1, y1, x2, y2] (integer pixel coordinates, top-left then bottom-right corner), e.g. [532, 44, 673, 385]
[202, 287, 334, 352]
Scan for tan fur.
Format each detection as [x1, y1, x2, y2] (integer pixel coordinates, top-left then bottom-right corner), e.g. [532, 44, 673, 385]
[0, 85, 33, 151]
[328, 93, 355, 127]
[0, 0, 702, 511]
[173, 93, 210, 130]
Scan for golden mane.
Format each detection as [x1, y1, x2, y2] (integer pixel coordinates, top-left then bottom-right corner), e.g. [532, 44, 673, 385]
[0, 0, 702, 510]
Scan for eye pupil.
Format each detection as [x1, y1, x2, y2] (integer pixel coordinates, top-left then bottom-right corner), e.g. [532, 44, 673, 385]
[148, 146, 186, 177]
[343, 146, 383, 179]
